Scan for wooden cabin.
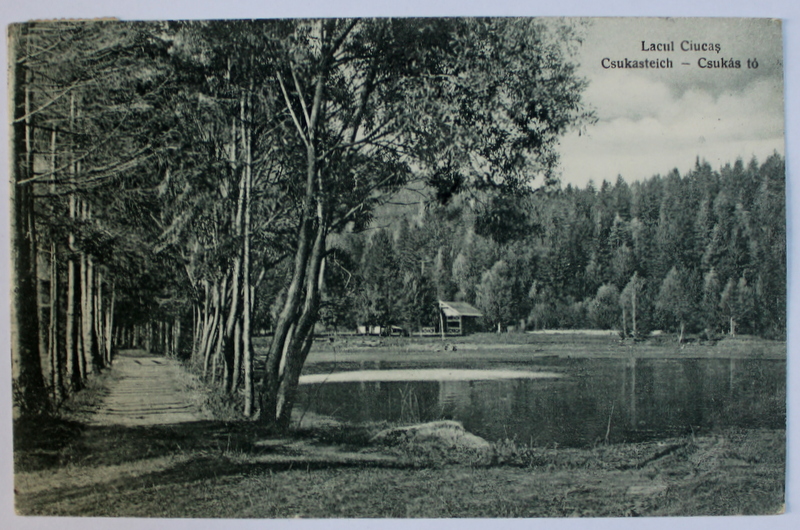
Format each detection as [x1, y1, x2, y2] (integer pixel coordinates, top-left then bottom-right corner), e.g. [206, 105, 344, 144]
[438, 301, 483, 336]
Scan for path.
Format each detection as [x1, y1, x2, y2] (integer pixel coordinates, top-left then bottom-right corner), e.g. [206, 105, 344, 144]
[88, 349, 210, 426]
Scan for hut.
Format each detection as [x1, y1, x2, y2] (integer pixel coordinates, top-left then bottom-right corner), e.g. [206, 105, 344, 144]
[437, 301, 483, 336]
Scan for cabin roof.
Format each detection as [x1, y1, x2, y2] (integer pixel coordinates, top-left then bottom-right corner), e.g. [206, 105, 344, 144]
[438, 300, 483, 318]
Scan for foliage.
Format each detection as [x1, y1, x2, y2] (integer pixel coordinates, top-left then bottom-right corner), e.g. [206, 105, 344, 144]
[475, 260, 516, 331]
[655, 268, 695, 335]
[588, 284, 620, 330]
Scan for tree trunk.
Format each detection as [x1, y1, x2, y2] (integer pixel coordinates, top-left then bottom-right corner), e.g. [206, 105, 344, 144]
[95, 272, 104, 365]
[49, 240, 61, 402]
[105, 284, 115, 365]
[173, 315, 181, 359]
[211, 275, 228, 384]
[145, 321, 151, 353]
[260, 31, 333, 427]
[192, 303, 200, 362]
[202, 279, 222, 378]
[48, 128, 62, 402]
[80, 201, 98, 373]
[36, 239, 51, 401]
[621, 306, 628, 338]
[231, 318, 242, 391]
[260, 186, 316, 423]
[274, 220, 327, 429]
[10, 25, 47, 414]
[222, 100, 247, 394]
[65, 196, 81, 391]
[164, 321, 170, 356]
[242, 109, 254, 416]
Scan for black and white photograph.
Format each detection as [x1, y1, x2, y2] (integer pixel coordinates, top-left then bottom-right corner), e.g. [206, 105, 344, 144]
[3, 9, 791, 523]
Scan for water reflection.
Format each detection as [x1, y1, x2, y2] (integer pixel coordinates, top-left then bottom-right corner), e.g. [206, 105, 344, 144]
[296, 357, 785, 447]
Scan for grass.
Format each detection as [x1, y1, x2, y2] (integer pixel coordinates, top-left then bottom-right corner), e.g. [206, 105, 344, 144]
[15, 388, 786, 519]
[288, 332, 786, 370]
[15, 427, 785, 517]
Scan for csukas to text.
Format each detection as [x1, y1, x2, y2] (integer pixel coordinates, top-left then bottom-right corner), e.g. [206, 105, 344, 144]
[601, 40, 757, 70]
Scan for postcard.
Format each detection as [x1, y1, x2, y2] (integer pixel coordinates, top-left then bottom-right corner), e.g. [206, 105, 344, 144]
[7, 16, 786, 519]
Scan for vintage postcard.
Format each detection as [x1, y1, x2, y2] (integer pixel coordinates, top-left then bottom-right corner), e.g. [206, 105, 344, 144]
[7, 16, 786, 519]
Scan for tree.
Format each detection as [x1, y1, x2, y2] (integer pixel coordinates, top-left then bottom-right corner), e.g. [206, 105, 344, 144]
[10, 24, 47, 415]
[588, 284, 620, 330]
[358, 230, 402, 330]
[11, 19, 786, 431]
[719, 277, 755, 336]
[655, 267, 694, 342]
[9, 21, 178, 413]
[701, 268, 722, 337]
[619, 272, 645, 338]
[476, 260, 515, 332]
[257, 18, 594, 428]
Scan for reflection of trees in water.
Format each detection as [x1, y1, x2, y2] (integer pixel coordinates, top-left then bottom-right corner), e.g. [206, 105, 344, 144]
[437, 380, 470, 420]
[679, 359, 706, 428]
[621, 357, 785, 437]
[296, 358, 784, 444]
[622, 359, 703, 435]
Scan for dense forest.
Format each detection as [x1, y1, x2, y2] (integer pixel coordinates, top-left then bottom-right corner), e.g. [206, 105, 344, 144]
[8, 19, 784, 426]
[344, 155, 785, 341]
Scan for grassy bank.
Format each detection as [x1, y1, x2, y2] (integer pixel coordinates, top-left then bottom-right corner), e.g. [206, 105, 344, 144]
[15, 416, 785, 517]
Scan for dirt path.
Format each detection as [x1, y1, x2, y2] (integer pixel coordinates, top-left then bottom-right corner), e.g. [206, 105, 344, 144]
[88, 349, 211, 426]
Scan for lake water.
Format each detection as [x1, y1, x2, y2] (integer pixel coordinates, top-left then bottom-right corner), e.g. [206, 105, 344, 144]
[295, 357, 785, 447]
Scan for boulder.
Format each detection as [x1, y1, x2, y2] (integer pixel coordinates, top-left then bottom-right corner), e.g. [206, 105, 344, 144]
[370, 420, 494, 466]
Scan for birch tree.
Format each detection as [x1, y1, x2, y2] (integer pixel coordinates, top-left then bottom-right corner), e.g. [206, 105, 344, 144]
[257, 18, 593, 428]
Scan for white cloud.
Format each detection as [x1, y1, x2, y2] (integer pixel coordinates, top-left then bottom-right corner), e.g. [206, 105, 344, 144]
[559, 75, 784, 187]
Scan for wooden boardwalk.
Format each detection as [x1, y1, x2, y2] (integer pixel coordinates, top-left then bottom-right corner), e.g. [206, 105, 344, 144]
[88, 349, 210, 426]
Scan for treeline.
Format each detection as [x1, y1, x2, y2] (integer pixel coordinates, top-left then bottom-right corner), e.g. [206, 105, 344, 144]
[10, 22, 165, 415]
[338, 155, 785, 340]
[10, 19, 593, 422]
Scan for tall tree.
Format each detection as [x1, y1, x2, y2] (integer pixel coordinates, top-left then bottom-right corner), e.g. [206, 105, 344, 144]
[476, 260, 515, 332]
[258, 18, 594, 428]
[655, 267, 694, 342]
[358, 230, 402, 330]
[620, 272, 645, 338]
[10, 24, 47, 415]
[701, 268, 722, 337]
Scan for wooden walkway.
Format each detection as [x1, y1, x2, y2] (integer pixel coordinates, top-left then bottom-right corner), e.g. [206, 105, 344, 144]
[88, 349, 210, 426]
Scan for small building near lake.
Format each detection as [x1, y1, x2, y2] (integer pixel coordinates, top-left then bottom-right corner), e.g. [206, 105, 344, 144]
[438, 301, 483, 336]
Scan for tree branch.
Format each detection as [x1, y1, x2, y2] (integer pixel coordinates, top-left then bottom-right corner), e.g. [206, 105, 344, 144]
[276, 71, 309, 149]
[290, 63, 312, 131]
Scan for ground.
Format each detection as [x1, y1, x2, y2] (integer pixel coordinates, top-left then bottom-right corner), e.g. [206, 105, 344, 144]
[12, 335, 786, 518]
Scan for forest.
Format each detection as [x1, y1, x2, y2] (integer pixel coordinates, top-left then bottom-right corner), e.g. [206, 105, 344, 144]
[8, 19, 784, 429]
[348, 154, 785, 342]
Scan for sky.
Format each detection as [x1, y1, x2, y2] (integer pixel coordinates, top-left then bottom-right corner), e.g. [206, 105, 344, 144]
[557, 18, 785, 188]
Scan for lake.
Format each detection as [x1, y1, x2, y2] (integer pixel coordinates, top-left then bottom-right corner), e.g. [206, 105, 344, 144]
[295, 356, 785, 447]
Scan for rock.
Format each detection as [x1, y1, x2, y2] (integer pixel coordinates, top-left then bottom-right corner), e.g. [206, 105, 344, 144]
[370, 420, 494, 466]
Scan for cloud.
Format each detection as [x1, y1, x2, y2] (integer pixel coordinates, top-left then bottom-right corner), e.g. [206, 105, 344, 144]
[559, 75, 784, 187]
